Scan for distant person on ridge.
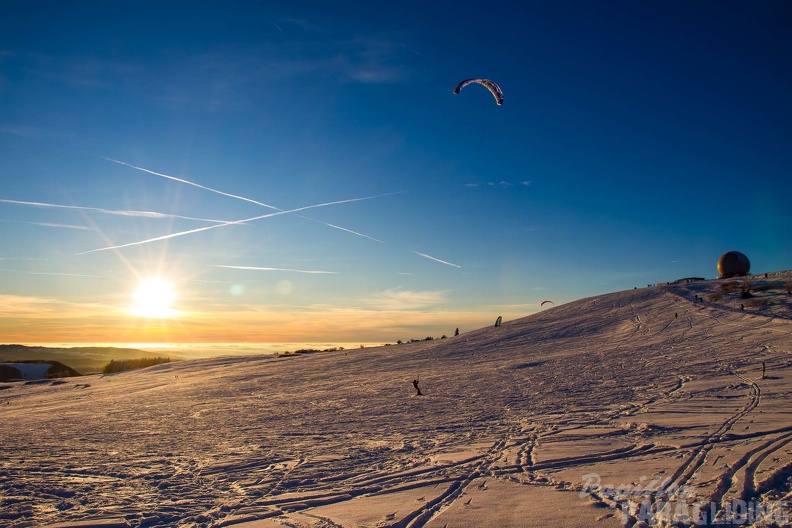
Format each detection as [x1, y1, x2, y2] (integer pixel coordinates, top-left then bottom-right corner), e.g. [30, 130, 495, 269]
[413, 379, 423, 396]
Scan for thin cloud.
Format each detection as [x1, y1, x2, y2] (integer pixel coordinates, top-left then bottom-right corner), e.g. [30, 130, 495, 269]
[215, 265, 337, 274]
[367, 288, 448, 310]
[76, 193, 396, 255]
[252, 34, 417, 85]
[465, 180, 532, 188]
[412, 251, 462, 269]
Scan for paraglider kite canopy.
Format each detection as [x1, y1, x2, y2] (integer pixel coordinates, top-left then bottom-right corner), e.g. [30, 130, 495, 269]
[541, 300, 554, 307]
[453, 78, 503, 106]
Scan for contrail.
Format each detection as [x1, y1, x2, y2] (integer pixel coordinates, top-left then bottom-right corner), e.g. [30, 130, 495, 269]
[0, 198, 231, 223]
[4, 133, 391, 241]
[412, 250, 462, 268]
[0, 268, 105, 278]
[215, 265, 336, 274]
[76, 193, 395, 255]
[104, 158, 281, 210]
[12, 220, 92, 230]
[296, 216, 385, 243]
[103, 158, 392, 242]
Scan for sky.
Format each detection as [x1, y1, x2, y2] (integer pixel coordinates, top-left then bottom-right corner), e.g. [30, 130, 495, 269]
[0, 1, 790, 346]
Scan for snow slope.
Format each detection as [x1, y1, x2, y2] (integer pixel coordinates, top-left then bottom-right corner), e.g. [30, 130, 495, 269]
[1, 272, 791, 527]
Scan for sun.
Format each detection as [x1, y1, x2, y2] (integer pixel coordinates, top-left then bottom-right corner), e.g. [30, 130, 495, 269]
[130, 278, 178, 318]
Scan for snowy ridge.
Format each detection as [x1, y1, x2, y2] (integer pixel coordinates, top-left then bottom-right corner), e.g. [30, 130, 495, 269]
[1, 272, 792, 527]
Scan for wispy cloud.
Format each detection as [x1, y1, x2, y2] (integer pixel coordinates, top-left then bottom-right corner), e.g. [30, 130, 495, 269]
[0, 294, 71, 315]
[0, 198, 230, 223]
[215, 265, 337, 274]
[411, 251, 462, 269]
[250, 34, 417, 86]
[76, 193, 396, 255]
[366, 288, 448, 310]
[465, 180, 532, 188]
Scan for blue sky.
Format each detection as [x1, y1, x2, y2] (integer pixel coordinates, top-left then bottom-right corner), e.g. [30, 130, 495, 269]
[1, 1, 790, 344]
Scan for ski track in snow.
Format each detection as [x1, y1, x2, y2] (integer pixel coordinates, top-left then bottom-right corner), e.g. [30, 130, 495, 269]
[2, 272, 792, 527]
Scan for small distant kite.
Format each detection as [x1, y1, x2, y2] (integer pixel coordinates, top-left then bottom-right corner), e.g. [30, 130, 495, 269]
[453, 78, 503, 106]
[494, 315, 503, 328]
[541, 300, 554, 307]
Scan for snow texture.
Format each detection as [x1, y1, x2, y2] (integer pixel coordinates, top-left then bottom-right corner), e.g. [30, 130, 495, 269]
[2, 272, 792, 527]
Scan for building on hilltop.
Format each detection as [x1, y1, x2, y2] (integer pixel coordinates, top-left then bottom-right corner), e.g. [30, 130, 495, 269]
[718, 251, 750, 278]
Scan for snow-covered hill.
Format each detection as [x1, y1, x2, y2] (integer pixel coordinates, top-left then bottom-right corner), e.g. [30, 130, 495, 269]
[2, 272, 791, 527]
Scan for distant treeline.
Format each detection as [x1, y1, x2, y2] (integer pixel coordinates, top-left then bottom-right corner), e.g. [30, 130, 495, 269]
[103, 357, 173, 374]
[277, 347, 344, 358]
[394, 335, 449, 344]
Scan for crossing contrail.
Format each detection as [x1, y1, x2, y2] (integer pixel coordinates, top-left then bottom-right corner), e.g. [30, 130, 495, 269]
[411, 251, 462, 268]
[76, 193, 396, 255]
[103, 157, 393, 241]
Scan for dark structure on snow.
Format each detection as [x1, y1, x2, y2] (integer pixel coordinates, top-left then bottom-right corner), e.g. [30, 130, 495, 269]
[670, 277, 705, 285]
[717, 251, 751, 278]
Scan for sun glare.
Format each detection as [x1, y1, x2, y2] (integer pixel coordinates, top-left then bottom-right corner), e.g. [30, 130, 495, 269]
[131, 278, 178, 318]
